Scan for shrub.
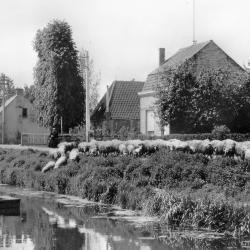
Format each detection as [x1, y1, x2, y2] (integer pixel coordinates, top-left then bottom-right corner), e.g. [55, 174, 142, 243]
[212, 125, 231, 140]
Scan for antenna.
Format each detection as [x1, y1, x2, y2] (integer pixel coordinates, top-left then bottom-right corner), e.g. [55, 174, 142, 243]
[193, 0, 197, 44]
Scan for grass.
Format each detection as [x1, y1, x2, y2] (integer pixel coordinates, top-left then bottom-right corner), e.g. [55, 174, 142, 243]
[1, 147, 250, 235]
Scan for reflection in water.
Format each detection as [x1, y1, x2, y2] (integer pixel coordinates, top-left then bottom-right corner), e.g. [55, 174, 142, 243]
[0, 189, 249, 250]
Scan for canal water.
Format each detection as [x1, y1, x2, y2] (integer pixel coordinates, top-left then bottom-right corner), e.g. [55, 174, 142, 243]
[0, 185, 249, 250]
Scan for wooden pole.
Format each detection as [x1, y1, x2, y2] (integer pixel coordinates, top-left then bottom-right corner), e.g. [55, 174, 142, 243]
[193, 0, 197, 44]
[85, 51, 90, 142]
[2, 74, 5, 144]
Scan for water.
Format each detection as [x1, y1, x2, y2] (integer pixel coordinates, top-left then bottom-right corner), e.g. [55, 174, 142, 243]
[0, 185, 249, 250]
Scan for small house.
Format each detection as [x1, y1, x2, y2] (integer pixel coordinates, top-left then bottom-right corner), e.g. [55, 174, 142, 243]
[91, 80, 144, 137]
[0, 88, 49, 144]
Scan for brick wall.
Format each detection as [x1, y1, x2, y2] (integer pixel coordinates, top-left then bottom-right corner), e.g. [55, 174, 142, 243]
[194, 41, 245, 75]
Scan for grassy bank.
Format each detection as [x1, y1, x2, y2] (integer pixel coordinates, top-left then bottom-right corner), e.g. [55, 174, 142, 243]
[1, 147, 250, 235]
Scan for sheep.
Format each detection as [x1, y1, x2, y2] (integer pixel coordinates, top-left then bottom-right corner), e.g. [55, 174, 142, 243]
[69, 149, 80, 161]
[42, 161, 56, 173]
[127, 144, 135, 155]
[57, 142, 76, 155]
[86, 140, 98, 156]
[187, 140, 202, 154]
[211, 140, 224, 155]
[173, 140, 190, 153]
[78, 142, 90, 153]
[235, 141, 250, 160]
[198, 139, 213, 156]
[110, 139, 122, 155]
[222, 139, 236, 157]
[54, 155, 67, 169]
[119, 143, 128, 155]
[168, 139, 182, 151]
[235, 142, 245, 160]
[142, 140, 159, 154]
[133, 144, 144, 156]
[49, 149, 61, 160]
[187, 140, 213, 156]
[244, 148, 250, 161]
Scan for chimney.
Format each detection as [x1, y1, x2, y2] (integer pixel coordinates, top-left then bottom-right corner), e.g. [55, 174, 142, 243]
[16, 88, 24, 96]
[106, 85, 109, 112]
[159, 48, 165, 66]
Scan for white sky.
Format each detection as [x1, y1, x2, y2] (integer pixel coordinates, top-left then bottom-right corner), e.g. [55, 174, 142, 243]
[0, 0, 250, 97]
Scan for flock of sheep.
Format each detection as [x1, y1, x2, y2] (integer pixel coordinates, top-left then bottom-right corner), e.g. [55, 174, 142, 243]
[42, 138, 250, 172]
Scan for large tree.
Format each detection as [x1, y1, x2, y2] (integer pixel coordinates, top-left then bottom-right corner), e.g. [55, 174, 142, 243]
[155, 61, 248, 133]
[33, 20, 85, 132]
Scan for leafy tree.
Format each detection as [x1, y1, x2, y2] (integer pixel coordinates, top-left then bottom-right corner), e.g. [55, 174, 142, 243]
[33, 20, 85, 132]
[155, 61, 248, 133]
[79, 50, 101, 113]
[0, 74, 16, 103]
[24, 85, 35, 104]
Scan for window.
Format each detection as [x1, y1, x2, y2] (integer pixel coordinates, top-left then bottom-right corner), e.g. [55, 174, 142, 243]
[22, 108, 28, 118]
[39, 117, 43, 127]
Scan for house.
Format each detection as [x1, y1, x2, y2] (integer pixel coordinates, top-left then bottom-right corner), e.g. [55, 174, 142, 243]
[91, 80, 144, 136]
[0, 88, 49, 144]
[138, 40, 246, 136]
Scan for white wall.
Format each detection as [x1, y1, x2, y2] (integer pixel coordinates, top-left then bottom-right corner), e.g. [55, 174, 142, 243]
[139, 94, 166, 136]
[0, 95, 49, 144]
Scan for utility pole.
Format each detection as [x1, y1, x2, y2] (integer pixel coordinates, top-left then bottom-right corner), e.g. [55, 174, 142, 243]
[80, 50, 90, 142]
[1, 74, 5, 144]
[193, 0, 197, 44]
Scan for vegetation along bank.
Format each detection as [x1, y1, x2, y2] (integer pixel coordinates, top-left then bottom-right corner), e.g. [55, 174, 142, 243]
[1, 138, 250, 236]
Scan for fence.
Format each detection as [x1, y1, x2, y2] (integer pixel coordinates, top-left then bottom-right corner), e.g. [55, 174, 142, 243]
[21, 133, 86, 146]
[21, 133, 50, 146]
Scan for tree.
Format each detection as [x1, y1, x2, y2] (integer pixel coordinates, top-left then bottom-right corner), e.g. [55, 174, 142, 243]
[0, 74, 16, 103]
[24, 85, 35, 104]
[155, 61, 248, 133]
[33, 20, 85, 132]
[79, 50, 101, 113]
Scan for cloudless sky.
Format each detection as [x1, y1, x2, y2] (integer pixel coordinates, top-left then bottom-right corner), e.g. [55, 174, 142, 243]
[0, 0, 250, 97]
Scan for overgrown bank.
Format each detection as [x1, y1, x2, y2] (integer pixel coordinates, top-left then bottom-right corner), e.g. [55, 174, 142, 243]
[1, 147, 250, 235]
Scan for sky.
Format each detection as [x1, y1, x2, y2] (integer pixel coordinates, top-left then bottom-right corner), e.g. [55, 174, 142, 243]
[0, 0, 250, 98]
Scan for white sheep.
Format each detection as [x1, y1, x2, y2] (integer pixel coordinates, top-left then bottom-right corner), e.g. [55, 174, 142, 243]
[119, 143, 128, 155]
[211, 140, 224, 155]
[42, 161, 56, 173]
[222, 139, 236, 157]
[54, 155, 67, 169]
[127, 144, 135, 155]
[49, 149, 61, 160]
[69, 149, 80, 161]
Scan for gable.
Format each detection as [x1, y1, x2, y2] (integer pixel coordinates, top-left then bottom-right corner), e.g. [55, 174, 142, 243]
[142, 40, 245, 93]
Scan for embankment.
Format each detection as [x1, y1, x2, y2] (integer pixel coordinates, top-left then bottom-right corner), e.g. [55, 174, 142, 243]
[1, 146, 250, 235]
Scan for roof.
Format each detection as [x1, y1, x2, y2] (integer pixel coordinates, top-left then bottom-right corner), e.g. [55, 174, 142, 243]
[0, 95, 17, 113]
[142, 40, 211, 92]
[142, 40, 246, 93]
[91, 80, 144, 120]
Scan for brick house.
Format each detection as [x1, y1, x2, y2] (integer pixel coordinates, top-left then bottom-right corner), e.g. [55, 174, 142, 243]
[138, 40, 246, 136]
[91, 80, 144, 136]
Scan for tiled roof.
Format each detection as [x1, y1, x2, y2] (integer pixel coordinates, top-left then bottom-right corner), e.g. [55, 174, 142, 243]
[142, 40, 211, 92]
[91, 80, 144, 120]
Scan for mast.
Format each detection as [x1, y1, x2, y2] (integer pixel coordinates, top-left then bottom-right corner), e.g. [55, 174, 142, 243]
[193, 0, 197, 44]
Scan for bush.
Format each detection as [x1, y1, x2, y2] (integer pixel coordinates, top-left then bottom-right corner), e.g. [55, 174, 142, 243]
[2, 147, 250, 234]
[212, 125, 231, 140]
